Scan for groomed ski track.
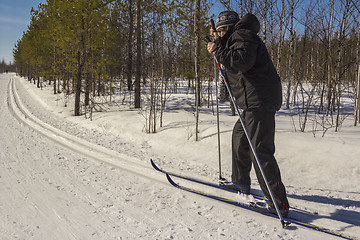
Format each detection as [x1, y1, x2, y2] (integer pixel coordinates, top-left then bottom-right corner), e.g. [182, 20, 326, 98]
[1, 74, 357, 239]
[7, 77, 164, 183]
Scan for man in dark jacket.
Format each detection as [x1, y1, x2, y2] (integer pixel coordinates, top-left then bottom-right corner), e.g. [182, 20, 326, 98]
[207, 11, 289, 216]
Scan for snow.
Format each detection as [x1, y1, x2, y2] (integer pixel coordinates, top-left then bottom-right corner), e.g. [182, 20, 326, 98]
[1, 72, 359, 239]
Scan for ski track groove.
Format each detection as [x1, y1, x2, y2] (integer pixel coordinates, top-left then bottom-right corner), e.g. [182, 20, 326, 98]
[3, 77, 256, 239]
[3, 78, 167, 239]
[7, 78, 165, 185]
[1, 75, 356, 239]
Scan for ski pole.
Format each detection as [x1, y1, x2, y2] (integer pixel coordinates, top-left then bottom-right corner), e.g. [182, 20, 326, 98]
[208, 20, 290, 228]
[209, 21, 225, 182]
[214, 48, 225, 181]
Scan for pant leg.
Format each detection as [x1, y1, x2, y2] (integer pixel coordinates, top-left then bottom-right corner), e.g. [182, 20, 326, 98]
[231, 112, 252, 185]
[244, 111, 289, 210]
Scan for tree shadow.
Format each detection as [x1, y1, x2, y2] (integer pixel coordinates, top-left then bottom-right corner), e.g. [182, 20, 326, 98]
[287, 193, 360, 228]
[288, 193, 360, 209]
[251, 188, 360, 233]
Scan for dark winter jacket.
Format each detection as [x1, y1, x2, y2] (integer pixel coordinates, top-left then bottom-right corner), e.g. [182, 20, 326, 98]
[214, 13, 282, 112]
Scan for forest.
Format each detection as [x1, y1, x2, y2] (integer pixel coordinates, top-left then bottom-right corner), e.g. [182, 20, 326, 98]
[0, 59, 16, 73]
[13, 0, 360, 136]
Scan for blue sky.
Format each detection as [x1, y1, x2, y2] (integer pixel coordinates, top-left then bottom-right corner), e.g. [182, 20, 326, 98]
[0, 0, 43, 64]
[0, 0, 220, 65]
[0, 1, 314, 65]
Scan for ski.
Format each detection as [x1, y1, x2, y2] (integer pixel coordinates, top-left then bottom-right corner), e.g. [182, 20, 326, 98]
[151, 159, 315, 215]
[165, 174, 354, 240]
[150, 159, 265, 200]
[150, 159, 318, 215]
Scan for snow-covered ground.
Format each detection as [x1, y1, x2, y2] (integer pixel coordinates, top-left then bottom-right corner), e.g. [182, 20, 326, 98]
[1, 72, 359, 239]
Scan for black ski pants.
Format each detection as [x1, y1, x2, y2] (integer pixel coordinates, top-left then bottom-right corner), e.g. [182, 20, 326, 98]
[232, 111, 289, 210]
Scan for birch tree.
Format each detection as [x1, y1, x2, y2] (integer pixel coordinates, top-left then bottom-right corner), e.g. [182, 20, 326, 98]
[194, 0, 201, 141]
[285, 0, 296, 109]
[355, 26, 360, 125]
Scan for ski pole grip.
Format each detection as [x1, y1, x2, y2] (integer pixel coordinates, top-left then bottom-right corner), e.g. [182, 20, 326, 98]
[211, 19, 216, 30]
[210, 19, 219, 39]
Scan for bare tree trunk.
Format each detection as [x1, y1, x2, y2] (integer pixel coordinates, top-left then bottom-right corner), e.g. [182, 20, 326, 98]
[53, 78, 57, 94]
[276, 0, 285, 74]
[127, 0, 134, 91]
[75, 52, 82, 116]
[285, 0, 295, 109]
[194, 0, 201, 141]
[85, 73, 91, 106]
[355, 64, 360, 125]
[134, 0, 141, 109]
[160, 42, 169, 129]
[326, 0, 335, 116]
[239, 0, 244, 17]
[75, 16, 86, 116]
[354, 27, 360, 125]
[261, 0, 268, 43]
[335, 0, 351, 131]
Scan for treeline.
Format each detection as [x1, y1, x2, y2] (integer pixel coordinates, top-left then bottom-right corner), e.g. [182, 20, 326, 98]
[13, 0, 360, 134]
[0, 59, 16, 73]
[14, 0, 212, 117]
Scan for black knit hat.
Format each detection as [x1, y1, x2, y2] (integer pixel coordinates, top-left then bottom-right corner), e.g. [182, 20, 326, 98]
[216, 11, 240, 30]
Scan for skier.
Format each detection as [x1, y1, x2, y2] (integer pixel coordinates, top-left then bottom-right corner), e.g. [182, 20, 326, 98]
[207, 11, 290, 217]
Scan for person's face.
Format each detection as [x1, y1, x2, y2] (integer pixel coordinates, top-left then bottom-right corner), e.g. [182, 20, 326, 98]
[218, 26, 230, 37]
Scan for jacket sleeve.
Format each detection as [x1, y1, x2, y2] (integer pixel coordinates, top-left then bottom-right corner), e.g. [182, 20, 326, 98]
[214, 32, 258, 74]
